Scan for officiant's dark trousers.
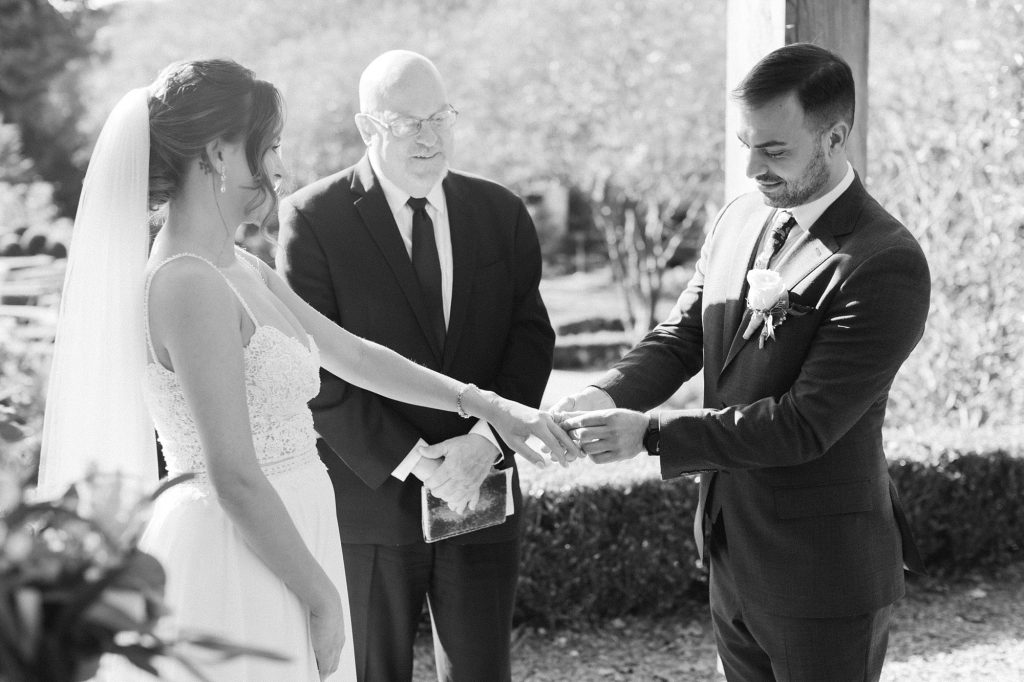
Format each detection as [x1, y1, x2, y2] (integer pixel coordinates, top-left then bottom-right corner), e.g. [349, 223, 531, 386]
[342, 537, 518, 682]
[708, 519, 893, 682]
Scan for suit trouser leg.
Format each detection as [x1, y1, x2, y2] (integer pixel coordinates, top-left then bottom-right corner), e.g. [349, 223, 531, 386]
[341, 542, 433, 682]
[428, 537, 519, 682]
[709, 524, 893, 682]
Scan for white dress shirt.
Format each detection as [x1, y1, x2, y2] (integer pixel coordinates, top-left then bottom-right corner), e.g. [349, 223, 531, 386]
[367, 155, 500, 480]
[769, 162, 855, 265]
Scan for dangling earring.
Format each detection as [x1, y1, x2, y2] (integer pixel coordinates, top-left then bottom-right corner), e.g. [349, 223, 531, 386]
[219, 163, 227, 194]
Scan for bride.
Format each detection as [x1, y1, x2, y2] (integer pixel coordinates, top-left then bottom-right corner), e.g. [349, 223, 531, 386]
[37, 59, 576, 681]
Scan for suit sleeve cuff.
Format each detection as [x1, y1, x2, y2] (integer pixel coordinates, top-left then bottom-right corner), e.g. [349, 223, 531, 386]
[391, 439, 428, 481]
[470, 419, 503, 465]
[584, 385, 618, 409]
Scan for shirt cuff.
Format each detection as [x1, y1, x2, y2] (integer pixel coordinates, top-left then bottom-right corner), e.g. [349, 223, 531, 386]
[585, 385, 617, 409]
[391, 439, 428, 481]
[470, 419, 503, 465]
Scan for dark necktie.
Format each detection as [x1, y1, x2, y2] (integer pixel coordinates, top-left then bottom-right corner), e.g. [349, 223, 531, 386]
[754, 210, 797, 270]
[407, 196, 446, 354]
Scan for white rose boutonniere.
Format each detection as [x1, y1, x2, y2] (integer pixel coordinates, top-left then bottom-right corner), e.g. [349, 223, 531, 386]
[744, 269, 790, 348]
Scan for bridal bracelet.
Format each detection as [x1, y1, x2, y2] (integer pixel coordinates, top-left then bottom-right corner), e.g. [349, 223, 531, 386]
[456, 383, 476, 419]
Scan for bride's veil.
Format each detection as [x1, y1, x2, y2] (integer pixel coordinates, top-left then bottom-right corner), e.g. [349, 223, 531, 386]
[37, 87, 157, 497]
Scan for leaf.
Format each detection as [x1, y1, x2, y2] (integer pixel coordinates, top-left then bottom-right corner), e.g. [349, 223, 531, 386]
[110, 642, 161, 676]
[81, 598, 147, 634]
[181, 631, 291, 662]
[0, 637, 31, 679]
[0, 419, 25, 443]
[108, 551, 165, 596]
[168, 650, 216, 682]
[12, 587, 42, 656]
[0, 586, 31, 658]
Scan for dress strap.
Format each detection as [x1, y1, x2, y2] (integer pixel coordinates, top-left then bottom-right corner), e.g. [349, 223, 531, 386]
[143, 252, 261, 362]
[234, 245, 270, 286]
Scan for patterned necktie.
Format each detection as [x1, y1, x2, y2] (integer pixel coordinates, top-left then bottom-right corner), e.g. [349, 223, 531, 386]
[407, 196, 446, 354]
[753, 210, 797, 270]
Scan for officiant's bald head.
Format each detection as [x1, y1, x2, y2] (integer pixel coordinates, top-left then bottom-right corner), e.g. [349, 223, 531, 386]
[358, 50, 447, 115]
[354, 50, 455, 197]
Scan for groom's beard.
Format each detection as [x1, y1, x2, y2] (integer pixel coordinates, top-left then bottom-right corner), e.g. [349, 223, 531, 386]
[759, 140, 831, 208]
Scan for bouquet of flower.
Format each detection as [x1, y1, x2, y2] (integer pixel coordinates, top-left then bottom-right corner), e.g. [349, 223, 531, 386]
[0, 463, 287, 681]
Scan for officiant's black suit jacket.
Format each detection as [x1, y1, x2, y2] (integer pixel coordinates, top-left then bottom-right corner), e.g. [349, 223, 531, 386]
[597, 176, 929, 618]
[277, 155, 553, 546]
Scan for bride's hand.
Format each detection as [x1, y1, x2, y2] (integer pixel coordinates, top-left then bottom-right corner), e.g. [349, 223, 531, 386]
[310, 596, 344, 680]
[483, 393, 582, 467]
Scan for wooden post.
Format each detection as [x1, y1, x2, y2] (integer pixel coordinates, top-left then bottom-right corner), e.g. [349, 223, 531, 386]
[724, 0, 787, 201]
[725, 0, 870, 201]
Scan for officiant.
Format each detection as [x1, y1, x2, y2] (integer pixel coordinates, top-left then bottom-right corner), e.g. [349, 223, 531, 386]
[276, 49, 555, 682]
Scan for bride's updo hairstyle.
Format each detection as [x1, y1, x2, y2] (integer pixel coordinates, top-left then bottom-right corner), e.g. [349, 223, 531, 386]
[147, 59, 284, 228]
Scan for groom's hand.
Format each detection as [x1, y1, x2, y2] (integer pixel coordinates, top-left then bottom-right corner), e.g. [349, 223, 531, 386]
[549, 385, 616, 414]
[548, 387, 616, 465]
[559, 409, 648, 464]
[420, 434, 496, 515]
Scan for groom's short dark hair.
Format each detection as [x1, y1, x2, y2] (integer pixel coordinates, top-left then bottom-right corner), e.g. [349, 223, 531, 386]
[732, 43, 855, 133]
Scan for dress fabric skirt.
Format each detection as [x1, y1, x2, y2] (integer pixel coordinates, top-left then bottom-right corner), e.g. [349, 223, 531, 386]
[95, 457, 356, 681]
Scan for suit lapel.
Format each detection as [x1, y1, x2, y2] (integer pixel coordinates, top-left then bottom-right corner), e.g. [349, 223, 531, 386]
[441, 174, 477, 370]
[351, 157, 445, 364]
[720, 208, 775, 370]
[720, 176, 866, 371]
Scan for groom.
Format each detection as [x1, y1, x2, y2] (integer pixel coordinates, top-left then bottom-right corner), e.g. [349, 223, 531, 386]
[277, 51, 553, 681]
[557, 44, 930, 681]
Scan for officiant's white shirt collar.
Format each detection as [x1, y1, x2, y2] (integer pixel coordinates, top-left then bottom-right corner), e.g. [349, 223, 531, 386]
[368, 153, 447, 217]
[786, 161, 854, 231]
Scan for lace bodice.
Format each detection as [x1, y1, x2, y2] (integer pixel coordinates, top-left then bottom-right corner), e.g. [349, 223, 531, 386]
[142, 253, 322, 482]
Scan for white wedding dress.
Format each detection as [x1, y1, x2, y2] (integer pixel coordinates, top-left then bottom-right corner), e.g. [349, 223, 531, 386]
[101, 253, 356, 681]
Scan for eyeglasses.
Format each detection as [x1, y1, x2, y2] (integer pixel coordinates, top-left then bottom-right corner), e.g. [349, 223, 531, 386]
[364, 105, 459, 139]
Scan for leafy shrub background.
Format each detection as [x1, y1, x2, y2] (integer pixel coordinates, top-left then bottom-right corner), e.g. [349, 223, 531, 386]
[517, 439, 1024, 626]
[870, 0, 1024, 429]
[0, 330, 47, 468]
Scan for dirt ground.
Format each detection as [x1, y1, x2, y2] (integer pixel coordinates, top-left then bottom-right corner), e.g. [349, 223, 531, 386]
[412, 561, 1024, 681]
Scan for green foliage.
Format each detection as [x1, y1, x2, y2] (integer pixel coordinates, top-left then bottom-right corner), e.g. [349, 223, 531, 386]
[0, 330, 48, 471]
[0, 116, 64, 248]
[82, 0, 725, 336]
[518, 443, 1024, 625]
[0, 118, 33, 183]
[870, 0, 1024, 429]
[0, 0, 87, 106]
[0, 0, 100, 216]
[892, 449, 1024, 575]
[0, 471, 287, 681]
[82, 0, 723, 190]
[518, 479, 704, 626]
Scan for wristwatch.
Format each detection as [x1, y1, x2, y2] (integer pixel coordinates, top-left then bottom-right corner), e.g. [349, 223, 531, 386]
[642, 414, 660, 455]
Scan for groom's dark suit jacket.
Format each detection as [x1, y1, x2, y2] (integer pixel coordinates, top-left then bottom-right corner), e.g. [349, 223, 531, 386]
[597, 176, 929, 619]
[276, 155, 553, 546]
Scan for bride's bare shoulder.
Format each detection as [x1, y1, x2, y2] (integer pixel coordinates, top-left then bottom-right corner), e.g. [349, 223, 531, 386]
[146, 256, 238, 328]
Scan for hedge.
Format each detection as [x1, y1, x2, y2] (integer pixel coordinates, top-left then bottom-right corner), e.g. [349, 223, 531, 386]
[515, 445, 1024, 626]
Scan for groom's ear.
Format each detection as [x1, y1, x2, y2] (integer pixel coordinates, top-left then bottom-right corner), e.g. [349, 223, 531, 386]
[825, 121, 850, 153]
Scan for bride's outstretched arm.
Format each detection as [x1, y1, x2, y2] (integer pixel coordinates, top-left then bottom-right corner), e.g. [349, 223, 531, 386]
[148, 260, 343, 675]
[256, 258, 579, 465]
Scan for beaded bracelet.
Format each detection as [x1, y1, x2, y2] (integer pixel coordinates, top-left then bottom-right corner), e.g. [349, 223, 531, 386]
[456, 383, 476, 419]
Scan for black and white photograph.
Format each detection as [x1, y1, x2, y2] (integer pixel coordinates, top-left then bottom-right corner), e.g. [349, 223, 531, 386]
[0, 0, 1022, 680]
